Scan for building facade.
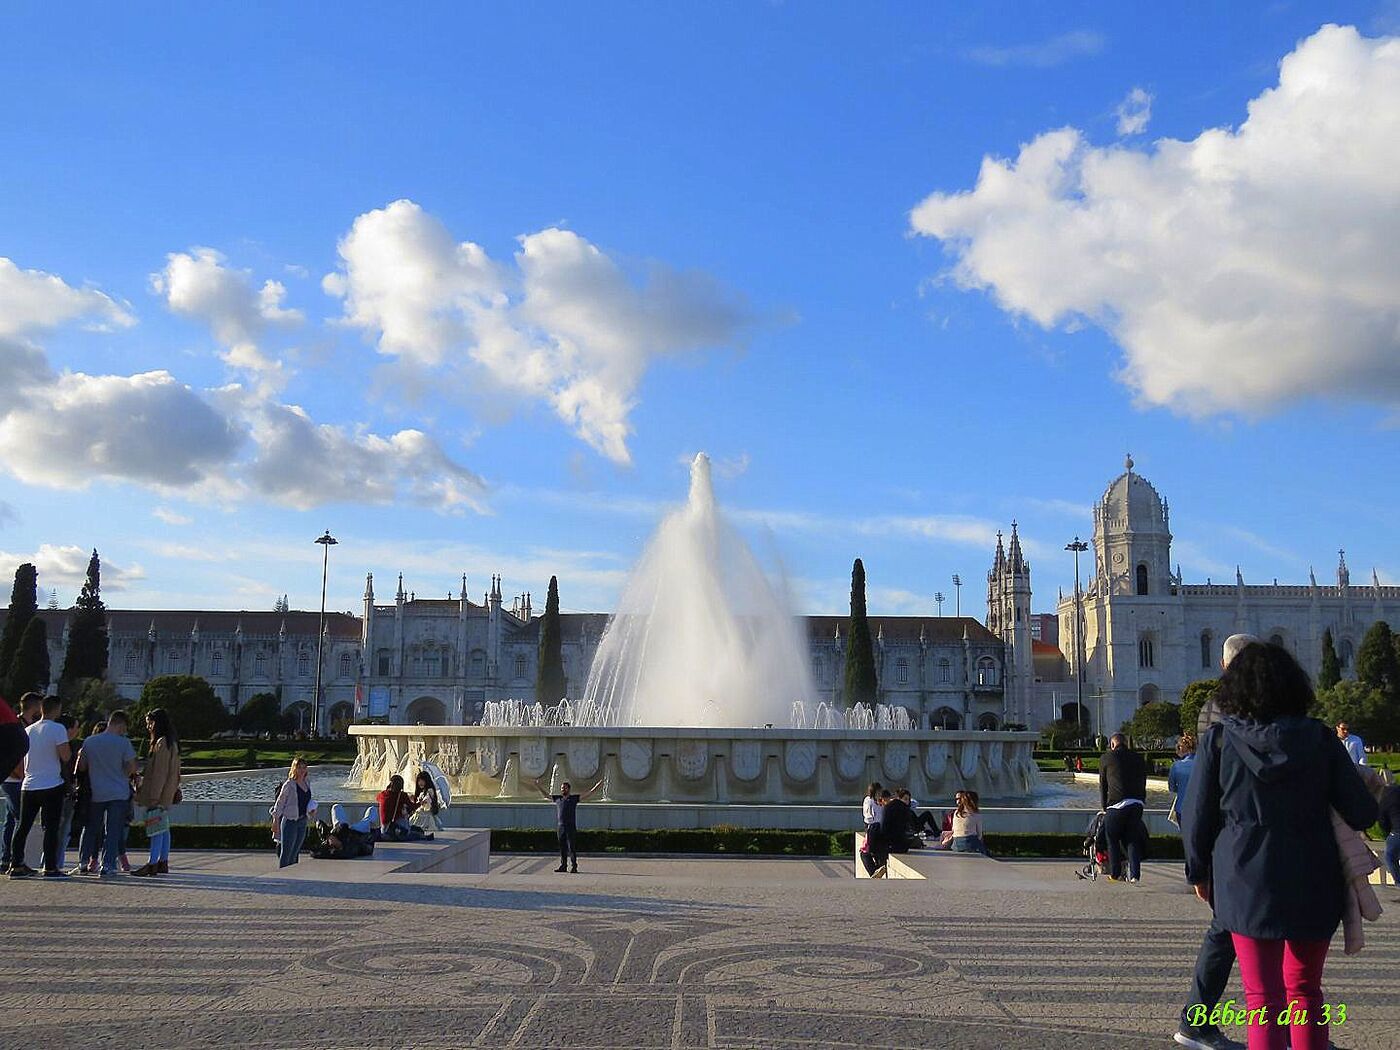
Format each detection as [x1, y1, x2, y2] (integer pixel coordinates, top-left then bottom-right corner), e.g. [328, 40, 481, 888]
[1054, 457, 1400, 736]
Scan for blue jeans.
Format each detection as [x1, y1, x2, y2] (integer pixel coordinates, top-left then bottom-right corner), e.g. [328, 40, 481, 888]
[279, 817, 307, 867]
[1181, 913, 1235, 1029]
[951, 835, 986, 854]
[148, 830, 170, 865]
[80, 799, 129, 873]
[56, 794, 76, 870]
[1386, 832, 1400, 887]
[1, 780, 19, 867]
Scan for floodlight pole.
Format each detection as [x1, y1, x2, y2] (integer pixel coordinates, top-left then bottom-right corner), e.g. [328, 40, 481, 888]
[313, 530, 338, 737]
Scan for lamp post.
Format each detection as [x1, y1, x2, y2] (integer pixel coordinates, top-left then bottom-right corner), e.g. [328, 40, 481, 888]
[1065, 537, 1089, 734]
[935, 591, 945, 617]
[951, 574, 962, 617]
[312, 530, 338, 737]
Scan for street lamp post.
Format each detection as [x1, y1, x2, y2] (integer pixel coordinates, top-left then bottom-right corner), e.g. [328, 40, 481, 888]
[312, 530, 338, 737]
[951, 574, 962, 617]
[935, 591, 945, 617]
[1065, 537, 1089, 735]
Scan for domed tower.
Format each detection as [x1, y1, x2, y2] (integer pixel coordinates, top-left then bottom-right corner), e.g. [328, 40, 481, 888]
[1094, 454, 1173, 598]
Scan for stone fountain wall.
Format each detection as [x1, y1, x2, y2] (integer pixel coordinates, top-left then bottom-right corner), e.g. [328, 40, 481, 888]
[349, 726, 1040, 804]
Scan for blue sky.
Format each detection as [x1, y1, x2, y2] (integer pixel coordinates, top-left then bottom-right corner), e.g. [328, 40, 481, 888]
[0, 2, 1396, 619]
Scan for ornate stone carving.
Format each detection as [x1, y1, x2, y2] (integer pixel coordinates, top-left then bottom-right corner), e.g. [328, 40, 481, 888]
[959, 741, 981, 779]
[566, 739, 599, 779]
[620, 739, 653, 780]
[477, 737, 504, 778]
[675, 740, 708, 780]
[923, 741, 949, 780]
[731, 740, 762, 781]
[881, 743, 911, 781]
[433, 739, 463, 776]
[519, 737, 549, 779]
[783, 741, 816, 782]
[986, 740, 1004, 777]
[835, 740, 866, 781]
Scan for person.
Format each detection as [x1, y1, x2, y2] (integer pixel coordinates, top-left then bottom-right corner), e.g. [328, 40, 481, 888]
[1168, 733, 1197, 828]
[72, 712, 137, 877]
[900, 788, 938, 836]
[1074, 755, 1085, 773]
[330, 803, 379, 835]
[0, 692, 39, 873]
[70, 720, 103, 873]
[533, 776, 603, 873]
[7, 696, 73, 878]
[950, 790, 986, 853]
[1098, 732, 1147, 883]
[1183, 642, 1377, 1050]
[410, 770, 443, 834]
[53, 715, 80, 871]
[270, 757, 315, 867]
[376, 774, 417, 840]
[1379, 779, 1400, 899]
[1335, 721, 1365, 766]
[1173, 633, 1260, 1050]
[880, 789, 914, 852]
[862, 782, 883, 838]
[132, 707, 181, 877]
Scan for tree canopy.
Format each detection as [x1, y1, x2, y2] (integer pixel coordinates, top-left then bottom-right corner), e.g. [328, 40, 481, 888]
[61, 549, 109, 690]
[1318, 628, 1342, 691]
[235, 692, 283, 735]
[7, 617, 50, 698]
[1122, 700, 1182, 749]
[842, 558, 877, 707]
[536, 576, 565, 705]
[1178, 679, 1219, 736]
[131, 675, 228, 740]
[0, 562, 38, 697]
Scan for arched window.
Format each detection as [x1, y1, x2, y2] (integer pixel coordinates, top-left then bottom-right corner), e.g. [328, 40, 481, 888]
[425, 648, 441, 678]
[811, 656, 823, 682]
[124, 651, 137, 676]
[167, 648, 181, 672]
[297, 650, 311, 677]
[470, 650, 486, 678]
[1339, 639, 1354, 668]
[255, 651, 267, 677]
[339, 652, 353, 678]
[976, 657, 998, 686]
[1139, 683, 1160, 705]
[1200, 631, 1212, 670]
[1269, 633, 1285, 648]
[895, 657, 908, 686]
[1138, 635, 1155, 669]
[514, 653, 527, 681]
[1136, 564, 1149, 595]
[937, 658, 951, 683]
[977, 713, 1000, 730]
[211, 650, 223, 676]
[377, 650, 391, 676]
[931, 707, 962, 730]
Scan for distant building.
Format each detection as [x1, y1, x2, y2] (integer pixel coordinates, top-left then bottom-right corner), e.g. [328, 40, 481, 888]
[1029, 613, 1058, 646]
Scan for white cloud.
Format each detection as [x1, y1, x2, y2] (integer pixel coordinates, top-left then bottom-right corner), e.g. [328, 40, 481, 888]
[0, 257, 133, 339]
[912, 24, 1400, 416]
[152, 248, 302, 392]
[1115, 86, 1153, 135]
[152, 507, 193, 526]
[855, 514, 1001, 548]
[326, 199, 756, 464]
[0, 544, 144, 592]
[967, 30, 1105, 69]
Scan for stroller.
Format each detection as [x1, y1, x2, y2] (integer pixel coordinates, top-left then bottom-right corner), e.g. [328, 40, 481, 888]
[1075, 810, 1108, 880]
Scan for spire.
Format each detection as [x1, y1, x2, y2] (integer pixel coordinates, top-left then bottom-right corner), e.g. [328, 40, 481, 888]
[993, 530, 1006, 574]
[190, 619, 200, 643]
[396, 573, 406, 602]
[1337, 549, 1350, 589]
[148, 620, 157, 642]
[364, 572, 374, 600]
[919, 622, 927, 647]
[1124, 452, 1134, 473]
[1235, 566, 1245, 588]
[278, 618, 287, 642]
[1373, 568, 1382, 592]
[1008, 521, 1025, 574]
[460, 573, 468, 600]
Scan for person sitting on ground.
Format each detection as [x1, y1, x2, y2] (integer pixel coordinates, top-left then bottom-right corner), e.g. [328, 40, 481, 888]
[950, 790, 987, 854]
[899, 789, 939, 837]
[330, 803, 379, 835]
[376, 774, 418, 841]
[409, 771, 442, 835]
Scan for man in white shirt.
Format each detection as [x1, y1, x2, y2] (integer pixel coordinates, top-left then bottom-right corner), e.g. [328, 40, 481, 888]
[1336, 722, 1366, 765]
[7, 695, 72, 878]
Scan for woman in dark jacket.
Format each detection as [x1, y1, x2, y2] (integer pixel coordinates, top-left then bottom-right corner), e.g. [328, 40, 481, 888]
[1182, 642, 1377, 1050]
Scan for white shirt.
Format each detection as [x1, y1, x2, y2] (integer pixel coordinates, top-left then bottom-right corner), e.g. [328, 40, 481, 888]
[862, 797, 879, 825]
[22, 719, 69, 791]
[1340, 733, 1366, 765]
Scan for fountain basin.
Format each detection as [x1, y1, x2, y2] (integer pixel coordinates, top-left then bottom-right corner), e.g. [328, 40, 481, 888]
[349, 725, 1040, 804]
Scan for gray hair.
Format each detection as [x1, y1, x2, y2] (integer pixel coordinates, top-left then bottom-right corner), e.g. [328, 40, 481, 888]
[1222, 633, 1262, 669]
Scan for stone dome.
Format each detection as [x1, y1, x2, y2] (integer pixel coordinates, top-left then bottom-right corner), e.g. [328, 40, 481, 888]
[1100, 455, 1167, 532]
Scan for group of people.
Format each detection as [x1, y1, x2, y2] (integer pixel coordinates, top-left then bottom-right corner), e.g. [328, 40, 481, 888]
[858, 783, 986, 877]
[1, 690, 182, 879]
[1140, 633, 1391, 1050]
[271, 767, 447, 868]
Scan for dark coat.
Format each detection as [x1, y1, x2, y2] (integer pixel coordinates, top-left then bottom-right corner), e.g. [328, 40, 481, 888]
[1182, 715, 1378, 941]
[1098, 747, 1148, 810]
[880, 798, 913, 852]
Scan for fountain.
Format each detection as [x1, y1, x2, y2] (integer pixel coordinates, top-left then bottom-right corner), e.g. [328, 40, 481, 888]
[351, 453, 1039, 803]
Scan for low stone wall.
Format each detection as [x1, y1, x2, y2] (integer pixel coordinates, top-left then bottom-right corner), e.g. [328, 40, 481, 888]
[349, 724, 1041, 804]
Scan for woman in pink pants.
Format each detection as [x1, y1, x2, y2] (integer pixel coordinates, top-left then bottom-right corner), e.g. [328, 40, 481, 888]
[1182, 642, 1377, 1050]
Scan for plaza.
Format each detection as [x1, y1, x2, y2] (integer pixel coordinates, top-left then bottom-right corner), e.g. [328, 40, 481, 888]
[2, 848, 1397, 1049]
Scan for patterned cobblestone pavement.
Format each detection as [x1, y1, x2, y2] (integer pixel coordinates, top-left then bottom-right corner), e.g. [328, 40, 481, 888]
[2, 853, 1397, 1049]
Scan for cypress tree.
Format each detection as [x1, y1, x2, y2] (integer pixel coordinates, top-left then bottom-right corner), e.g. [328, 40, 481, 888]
[536, 576, 566, 704]
[1357, 620, 1400, 701]
[1318, 628, 1342, 691]
[0, 563, 38, 693]
[60, 549, 109, 691]
[843, 558, 878, 707]
[7, 617, 50, 698]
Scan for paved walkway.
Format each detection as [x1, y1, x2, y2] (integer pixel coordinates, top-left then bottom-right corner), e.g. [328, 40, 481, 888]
[2, 851, 1398, 1048]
